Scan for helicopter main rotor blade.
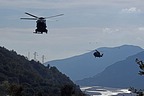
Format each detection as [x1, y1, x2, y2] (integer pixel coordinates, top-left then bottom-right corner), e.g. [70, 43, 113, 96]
[20, 18, 37, 20]
[45, 14, 64, 19]
[25, 12, 39, 18]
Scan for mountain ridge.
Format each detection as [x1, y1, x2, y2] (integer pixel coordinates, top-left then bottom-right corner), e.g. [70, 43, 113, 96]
[46, 45, 144, 80]
[76, 51, 144, 89]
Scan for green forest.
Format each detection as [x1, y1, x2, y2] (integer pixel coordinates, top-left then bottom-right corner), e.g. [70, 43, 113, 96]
[0, 46, 85, 96]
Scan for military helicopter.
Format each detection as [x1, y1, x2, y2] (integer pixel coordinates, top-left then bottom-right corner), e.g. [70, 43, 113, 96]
[21, 12, 64, 34]
[93, 50, 103, 58]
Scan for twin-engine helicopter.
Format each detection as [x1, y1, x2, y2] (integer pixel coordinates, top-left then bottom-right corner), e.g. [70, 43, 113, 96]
[21, 12, 64, 34]
[93, 50, 103, 58]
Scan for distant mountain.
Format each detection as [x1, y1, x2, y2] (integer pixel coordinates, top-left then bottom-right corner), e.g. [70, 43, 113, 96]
[0, 46, 83, 96]
[45, 45, 143, 80]
[76, 51, 144, 89]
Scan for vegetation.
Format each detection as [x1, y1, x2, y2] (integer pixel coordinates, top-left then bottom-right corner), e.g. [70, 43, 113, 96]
[129, 58, 144, 96]
[135, 58, 144, 75]
[0, 46, 85, 96]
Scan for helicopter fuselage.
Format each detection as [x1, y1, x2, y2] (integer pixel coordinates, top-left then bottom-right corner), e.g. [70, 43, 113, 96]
[21, 12, 64, 34]
[35, 18, 48, 34]
[93, 50, 103, 58]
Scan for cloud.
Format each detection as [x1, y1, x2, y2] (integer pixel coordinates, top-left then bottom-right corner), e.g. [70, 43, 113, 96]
[138, 27, 144, 31]
[121, 7, 141, 14]
[102, 28, 120, 34]
[1, 0, 144, 61]
[0, 0, 140, 9]
[0, 0, 144, 12]
[0, 0, 102, 9]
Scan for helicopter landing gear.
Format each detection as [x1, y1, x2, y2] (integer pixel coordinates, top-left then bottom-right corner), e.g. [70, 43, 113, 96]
[34, 29, 48, 34]
[45, 29, 48, 34]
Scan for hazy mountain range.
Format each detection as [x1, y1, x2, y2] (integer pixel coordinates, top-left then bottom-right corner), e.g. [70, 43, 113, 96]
[45, 45, 143, 81]
[76, 51, 144, 89]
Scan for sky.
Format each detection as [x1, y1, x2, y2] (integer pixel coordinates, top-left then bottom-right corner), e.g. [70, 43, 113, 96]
[0, 0, 144, 62]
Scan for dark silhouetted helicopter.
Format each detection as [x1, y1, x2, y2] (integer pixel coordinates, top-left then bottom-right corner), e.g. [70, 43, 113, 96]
[93, 50, 103, 58]
[21, 12, 64, 34]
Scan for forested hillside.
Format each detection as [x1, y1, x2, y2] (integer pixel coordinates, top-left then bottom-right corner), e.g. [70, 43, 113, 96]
[0, 46, 83, 96]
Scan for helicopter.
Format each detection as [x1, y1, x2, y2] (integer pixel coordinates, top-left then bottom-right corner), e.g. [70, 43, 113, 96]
[21, 12, 64, 34]
[93, 50, 103, 58]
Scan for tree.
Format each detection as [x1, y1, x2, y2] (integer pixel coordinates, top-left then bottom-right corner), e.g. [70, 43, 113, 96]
[135, 58, 144, 75]
[0, 46, 84, 96]
[8, 83, 23, 96]
[133, 58, 144, 96]
[61, 85, 74, 96]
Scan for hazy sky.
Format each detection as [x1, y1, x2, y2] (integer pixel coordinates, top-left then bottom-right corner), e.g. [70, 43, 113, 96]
[0, 0, 144, 62]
